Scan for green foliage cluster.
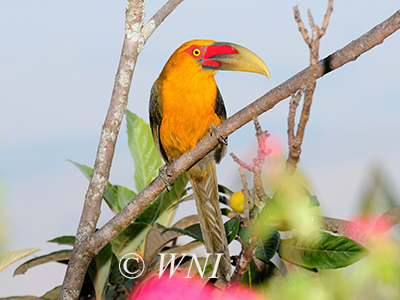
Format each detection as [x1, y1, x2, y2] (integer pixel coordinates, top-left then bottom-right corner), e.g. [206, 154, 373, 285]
[1, 111, 399, 300]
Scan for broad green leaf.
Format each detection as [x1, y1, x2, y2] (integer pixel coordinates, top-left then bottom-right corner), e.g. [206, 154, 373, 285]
[156, 173, 189, 227]
[68, 160, 137, 214]
[158, 223, 204, 243]
[0, 248, 40, 272]
[88, 243, 113, 299]
[126, 110, 163, 193]
[239, 226, 251, 247]
[241, 259, 262, 287]
[225, 217, 240, 244]
[278, 231, 368, 269]
[14, 249, 71, 275]
[114, 185, 137, 211]
[134, 194, 162, 225]
[111, 222, 151, 261]
[48, 235, 75, 246]
[255, 225, 280, 263]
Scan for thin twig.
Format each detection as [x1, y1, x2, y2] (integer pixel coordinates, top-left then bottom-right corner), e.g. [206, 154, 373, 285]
[228, 117, 271, 285]
[230, 153, 254, 172]
[286, 1, 334, 175]
[228, 228, 259, 288]
[287, 89, 303, 147]
[238, 167, 251, 224]
[253, 117, 270, 205]
[86, 8, 399, 282]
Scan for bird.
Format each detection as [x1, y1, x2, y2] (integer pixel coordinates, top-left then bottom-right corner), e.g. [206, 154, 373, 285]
[149, 40, 270, 279]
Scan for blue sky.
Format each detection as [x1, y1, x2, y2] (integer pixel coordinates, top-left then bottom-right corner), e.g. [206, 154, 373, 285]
[1, 0, 399, 296]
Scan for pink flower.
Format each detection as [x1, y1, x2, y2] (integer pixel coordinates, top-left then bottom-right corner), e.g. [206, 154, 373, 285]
[131, 273, 264, 300]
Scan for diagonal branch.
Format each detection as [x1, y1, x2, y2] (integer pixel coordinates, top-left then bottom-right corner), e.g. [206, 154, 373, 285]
[59, 0, 184, 299]
[89, 10, 400, 258]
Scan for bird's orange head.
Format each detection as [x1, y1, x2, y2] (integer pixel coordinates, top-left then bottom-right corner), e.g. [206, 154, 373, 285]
[160, 39, 270, 79]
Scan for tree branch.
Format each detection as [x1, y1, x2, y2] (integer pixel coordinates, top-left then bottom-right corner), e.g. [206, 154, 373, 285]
[88, 9, 400, 260]
[286, 0, 334, 175]
[59, 0, 184, 298]
[60, 7, 400, 298]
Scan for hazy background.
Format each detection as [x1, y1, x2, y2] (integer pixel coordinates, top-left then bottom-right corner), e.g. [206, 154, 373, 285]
[1, 0, 399, 295]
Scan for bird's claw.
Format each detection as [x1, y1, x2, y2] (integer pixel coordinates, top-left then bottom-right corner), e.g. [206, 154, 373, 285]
[159, 165, 174, 192]
[209, 124, 228, 145]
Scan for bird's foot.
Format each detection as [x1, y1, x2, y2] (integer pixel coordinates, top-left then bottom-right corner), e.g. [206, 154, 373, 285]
[159, 165, 174, 192]
[209, 124, 228, 145]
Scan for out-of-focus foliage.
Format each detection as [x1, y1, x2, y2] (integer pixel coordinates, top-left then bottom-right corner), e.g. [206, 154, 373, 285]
[3, 114, 400, 300]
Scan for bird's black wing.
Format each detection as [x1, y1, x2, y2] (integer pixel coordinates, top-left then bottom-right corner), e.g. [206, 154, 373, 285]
[149, 79, 169, 163]
[213, 87, 227, 164]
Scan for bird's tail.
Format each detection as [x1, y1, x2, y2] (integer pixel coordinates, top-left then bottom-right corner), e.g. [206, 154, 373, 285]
[187, 153, 231, 280]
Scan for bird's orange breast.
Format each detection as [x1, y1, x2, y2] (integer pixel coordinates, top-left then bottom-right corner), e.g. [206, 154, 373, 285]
[159, 71, 221, 161]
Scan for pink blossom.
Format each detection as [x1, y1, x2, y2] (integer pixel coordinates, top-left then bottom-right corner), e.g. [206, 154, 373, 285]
[131, 273, 264, 300]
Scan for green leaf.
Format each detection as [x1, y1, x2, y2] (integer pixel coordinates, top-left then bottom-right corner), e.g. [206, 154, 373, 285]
[126, 110, 163, 193]
[156, 173, 189, 227]
[48, 235, 75, 246]
[109, 255, 136, 285]
[239, 226, 251, 247]
[158, 223, 204, 243]
[14, 249, 71, 275]
[224, 217, 240, 244]
[113, 185, 137, 211]
[88, 243, 113, 299]
[304, 187, 320, 207]
[255, 225, 280, 263]
[111, 222, 151, 261]
[68, 160, 137, 214]
[221, 208, 232, 216]
[241, 259, 262, 287]
[134, 194, 162, 225]
[0, 248, 40, 272]
[134, 173, 188, 226]
[278, 231, 368, 269]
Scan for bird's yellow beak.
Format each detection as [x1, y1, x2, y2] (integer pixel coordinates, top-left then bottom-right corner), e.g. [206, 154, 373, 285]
[201, 42, 270, 80]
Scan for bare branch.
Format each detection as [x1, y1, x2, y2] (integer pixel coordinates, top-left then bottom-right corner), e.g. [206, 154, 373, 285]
[230, 153, 254, 172]
[321, 0, 334, 36]
[59, 0, 184, 298]
[294, 6, 311, 45]
[318, 216, 368, 245]
[287, 89, 303, 147]
[286, 2, 334, 175]
[141, 0, 185, 42]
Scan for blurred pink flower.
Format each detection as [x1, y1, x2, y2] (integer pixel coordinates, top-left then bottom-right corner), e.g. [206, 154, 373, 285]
[347, 214, 392, 242]
[131, 273, 264, 300]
